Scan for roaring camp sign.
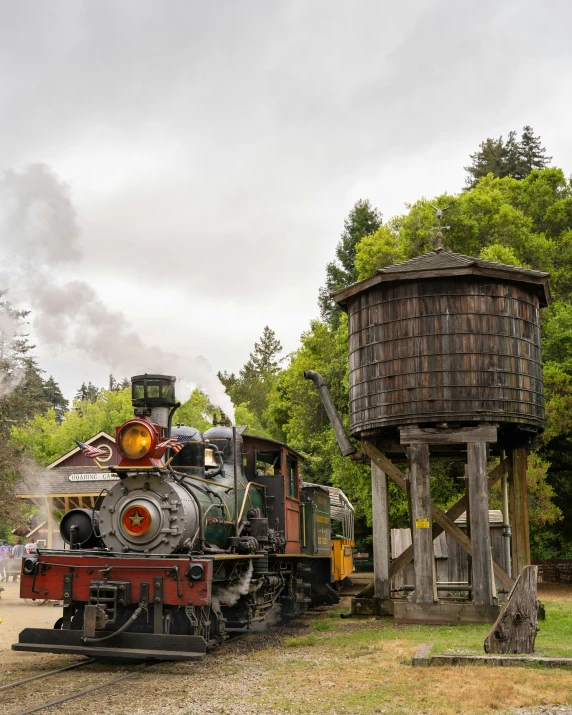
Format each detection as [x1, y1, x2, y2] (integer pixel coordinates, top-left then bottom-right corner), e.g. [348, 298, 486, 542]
[68, 473, 117, 481]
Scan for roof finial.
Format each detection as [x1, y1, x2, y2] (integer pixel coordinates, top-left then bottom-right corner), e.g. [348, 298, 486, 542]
[429, 202, 451, 252]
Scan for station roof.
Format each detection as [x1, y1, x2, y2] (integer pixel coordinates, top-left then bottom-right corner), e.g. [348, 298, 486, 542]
[332, 246, 551, 308]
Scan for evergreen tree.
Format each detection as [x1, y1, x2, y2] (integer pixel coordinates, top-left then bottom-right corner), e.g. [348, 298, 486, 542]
[0, 299, 67, 530]
[217, 370, 237, 392]
[75, 381, 100, 404]
[465, 126, 551, 188]
[464, 137, 506, 188]
[318, 199, 382, 325]
[221, 327, 284, 426]
[519, 125, 552, 175]
[249, 326, 283, 375]
[503, 130, 522, 178]
[108, 374, 130, 392]
[43, 376, 68, 421]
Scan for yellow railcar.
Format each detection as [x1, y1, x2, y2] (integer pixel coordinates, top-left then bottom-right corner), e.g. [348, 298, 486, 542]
[328, 487, 355, 587]
[302, 482, 355, 588]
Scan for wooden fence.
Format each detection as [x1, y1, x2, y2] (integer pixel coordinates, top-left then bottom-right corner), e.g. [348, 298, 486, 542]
[534, 561, 572, 583]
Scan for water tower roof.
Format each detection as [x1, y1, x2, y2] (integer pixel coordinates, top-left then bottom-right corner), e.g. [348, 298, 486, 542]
[333, 248, 551, 308]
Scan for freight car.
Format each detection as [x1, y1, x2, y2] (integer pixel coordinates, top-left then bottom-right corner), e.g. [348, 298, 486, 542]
[13, 374, 354, 661]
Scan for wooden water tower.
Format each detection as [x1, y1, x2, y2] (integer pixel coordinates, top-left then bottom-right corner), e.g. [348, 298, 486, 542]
[333, 243, 551, 623]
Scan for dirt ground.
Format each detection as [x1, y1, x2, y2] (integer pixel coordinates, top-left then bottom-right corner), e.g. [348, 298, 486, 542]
[1, 580, 572, 715]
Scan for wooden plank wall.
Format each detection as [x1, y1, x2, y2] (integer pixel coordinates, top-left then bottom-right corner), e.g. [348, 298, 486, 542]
[390, 522, 509, 597]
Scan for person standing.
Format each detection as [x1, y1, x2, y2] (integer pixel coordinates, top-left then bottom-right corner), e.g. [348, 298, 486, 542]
[0, 539, 10, 581]
[11, 539, 26, 582]
[25, 537, 37, 554]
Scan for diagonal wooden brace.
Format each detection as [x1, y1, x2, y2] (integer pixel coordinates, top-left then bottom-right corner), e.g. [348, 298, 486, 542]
[361, 440, 513, 592]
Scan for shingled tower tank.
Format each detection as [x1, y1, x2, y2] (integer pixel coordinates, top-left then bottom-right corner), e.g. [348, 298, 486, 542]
[333, 244, 550, 449]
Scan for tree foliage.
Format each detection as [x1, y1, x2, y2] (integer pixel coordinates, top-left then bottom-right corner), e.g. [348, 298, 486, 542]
[218, 326, 283, 435]
[11, 386, 222, 468]
[222, 165, 572, 556]
[465, 126, 552, 188]
[75, 381, 101, 404]
[0, 298, 67, 532]
[173, 389, 217, 434]
[11, 388, 134, 466]
[318, 199, 382, 326]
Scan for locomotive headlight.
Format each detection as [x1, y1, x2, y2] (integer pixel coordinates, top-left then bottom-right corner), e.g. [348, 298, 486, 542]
[117, 420, 156, 460]
[188, 564, 204, 580]
[23, 557, 38, 575]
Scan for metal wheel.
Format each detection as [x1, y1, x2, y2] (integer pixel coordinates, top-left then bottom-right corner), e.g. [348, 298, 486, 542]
[24, 598, 48, 606]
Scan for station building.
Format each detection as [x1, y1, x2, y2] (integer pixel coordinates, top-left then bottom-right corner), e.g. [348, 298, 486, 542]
[14, 432, 120, 548]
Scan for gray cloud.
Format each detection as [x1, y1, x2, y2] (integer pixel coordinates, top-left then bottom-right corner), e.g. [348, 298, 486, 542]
[0, 0, 570, 399]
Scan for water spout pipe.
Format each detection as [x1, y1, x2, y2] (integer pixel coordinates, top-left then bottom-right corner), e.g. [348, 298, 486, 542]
[304, 370, 356, 457]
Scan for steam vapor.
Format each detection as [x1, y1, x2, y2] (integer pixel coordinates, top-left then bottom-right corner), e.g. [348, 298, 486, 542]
[211, 561, 253, 611]
[0, 164, 234, 418]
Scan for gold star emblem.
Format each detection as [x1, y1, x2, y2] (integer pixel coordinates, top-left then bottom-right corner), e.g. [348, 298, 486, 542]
[129, 509, 145, 527]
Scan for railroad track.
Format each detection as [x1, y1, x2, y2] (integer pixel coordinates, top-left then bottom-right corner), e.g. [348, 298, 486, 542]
[1, 632, 250, 715]
[0, 659, 159, 715]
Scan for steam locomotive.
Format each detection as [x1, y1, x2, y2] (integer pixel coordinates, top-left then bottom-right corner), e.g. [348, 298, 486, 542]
[13, 374, 354, 661]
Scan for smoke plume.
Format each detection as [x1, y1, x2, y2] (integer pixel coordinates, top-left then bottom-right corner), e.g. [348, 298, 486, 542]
[211, 561, 253, 610]
[0, 164, 234, 417]
[17, 458, 65, 548]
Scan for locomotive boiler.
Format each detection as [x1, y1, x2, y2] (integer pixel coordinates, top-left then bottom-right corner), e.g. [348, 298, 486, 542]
[14, 374, 354, 661]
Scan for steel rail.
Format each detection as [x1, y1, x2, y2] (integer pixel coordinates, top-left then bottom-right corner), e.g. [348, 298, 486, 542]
[14, 663, 159, 715]
[11, 629, 250, 715]
[0, 659, 96, 691]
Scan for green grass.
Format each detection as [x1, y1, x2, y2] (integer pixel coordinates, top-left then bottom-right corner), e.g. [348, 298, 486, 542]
[308, 601, 572, 660]
[311, 620, 332, 631]
[530, 602, 572, 657]
[252, 593, 572, 714]
[283, 634, 320, 647]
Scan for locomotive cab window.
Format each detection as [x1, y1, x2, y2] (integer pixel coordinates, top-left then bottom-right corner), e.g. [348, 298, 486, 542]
[255, 450, 281, 476]
[133, 383, 145, 400]
[147, 383, 160, 398]
[287, 456, 298, 498]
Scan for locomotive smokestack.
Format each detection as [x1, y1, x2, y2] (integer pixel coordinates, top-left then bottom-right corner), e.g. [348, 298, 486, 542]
[304, 370, 356, 457]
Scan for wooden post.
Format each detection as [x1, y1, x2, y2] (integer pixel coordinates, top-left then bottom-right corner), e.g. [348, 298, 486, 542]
[362, 442, 513, 592]
[510, 448, 530, 576]
[484, 566, 538, 654]
[464, 466, 472, 600]
[467, 442, 494, 606]
[387, 458, 510, 582]
[409, 443, 435, 603]
[371, 460, 390, 599]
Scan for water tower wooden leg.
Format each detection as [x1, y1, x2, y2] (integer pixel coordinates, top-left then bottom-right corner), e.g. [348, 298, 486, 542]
[467, 442, 494, 606]
[371, 461, 390, 599]
[408, 443, 435, 603]
[510, 448, 530, 576]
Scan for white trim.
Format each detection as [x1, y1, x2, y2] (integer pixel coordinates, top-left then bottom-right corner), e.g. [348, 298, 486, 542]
[47, 431, 116, 469]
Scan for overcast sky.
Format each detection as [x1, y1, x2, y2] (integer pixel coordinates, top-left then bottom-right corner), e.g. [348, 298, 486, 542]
[1, 0, 571, 404]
